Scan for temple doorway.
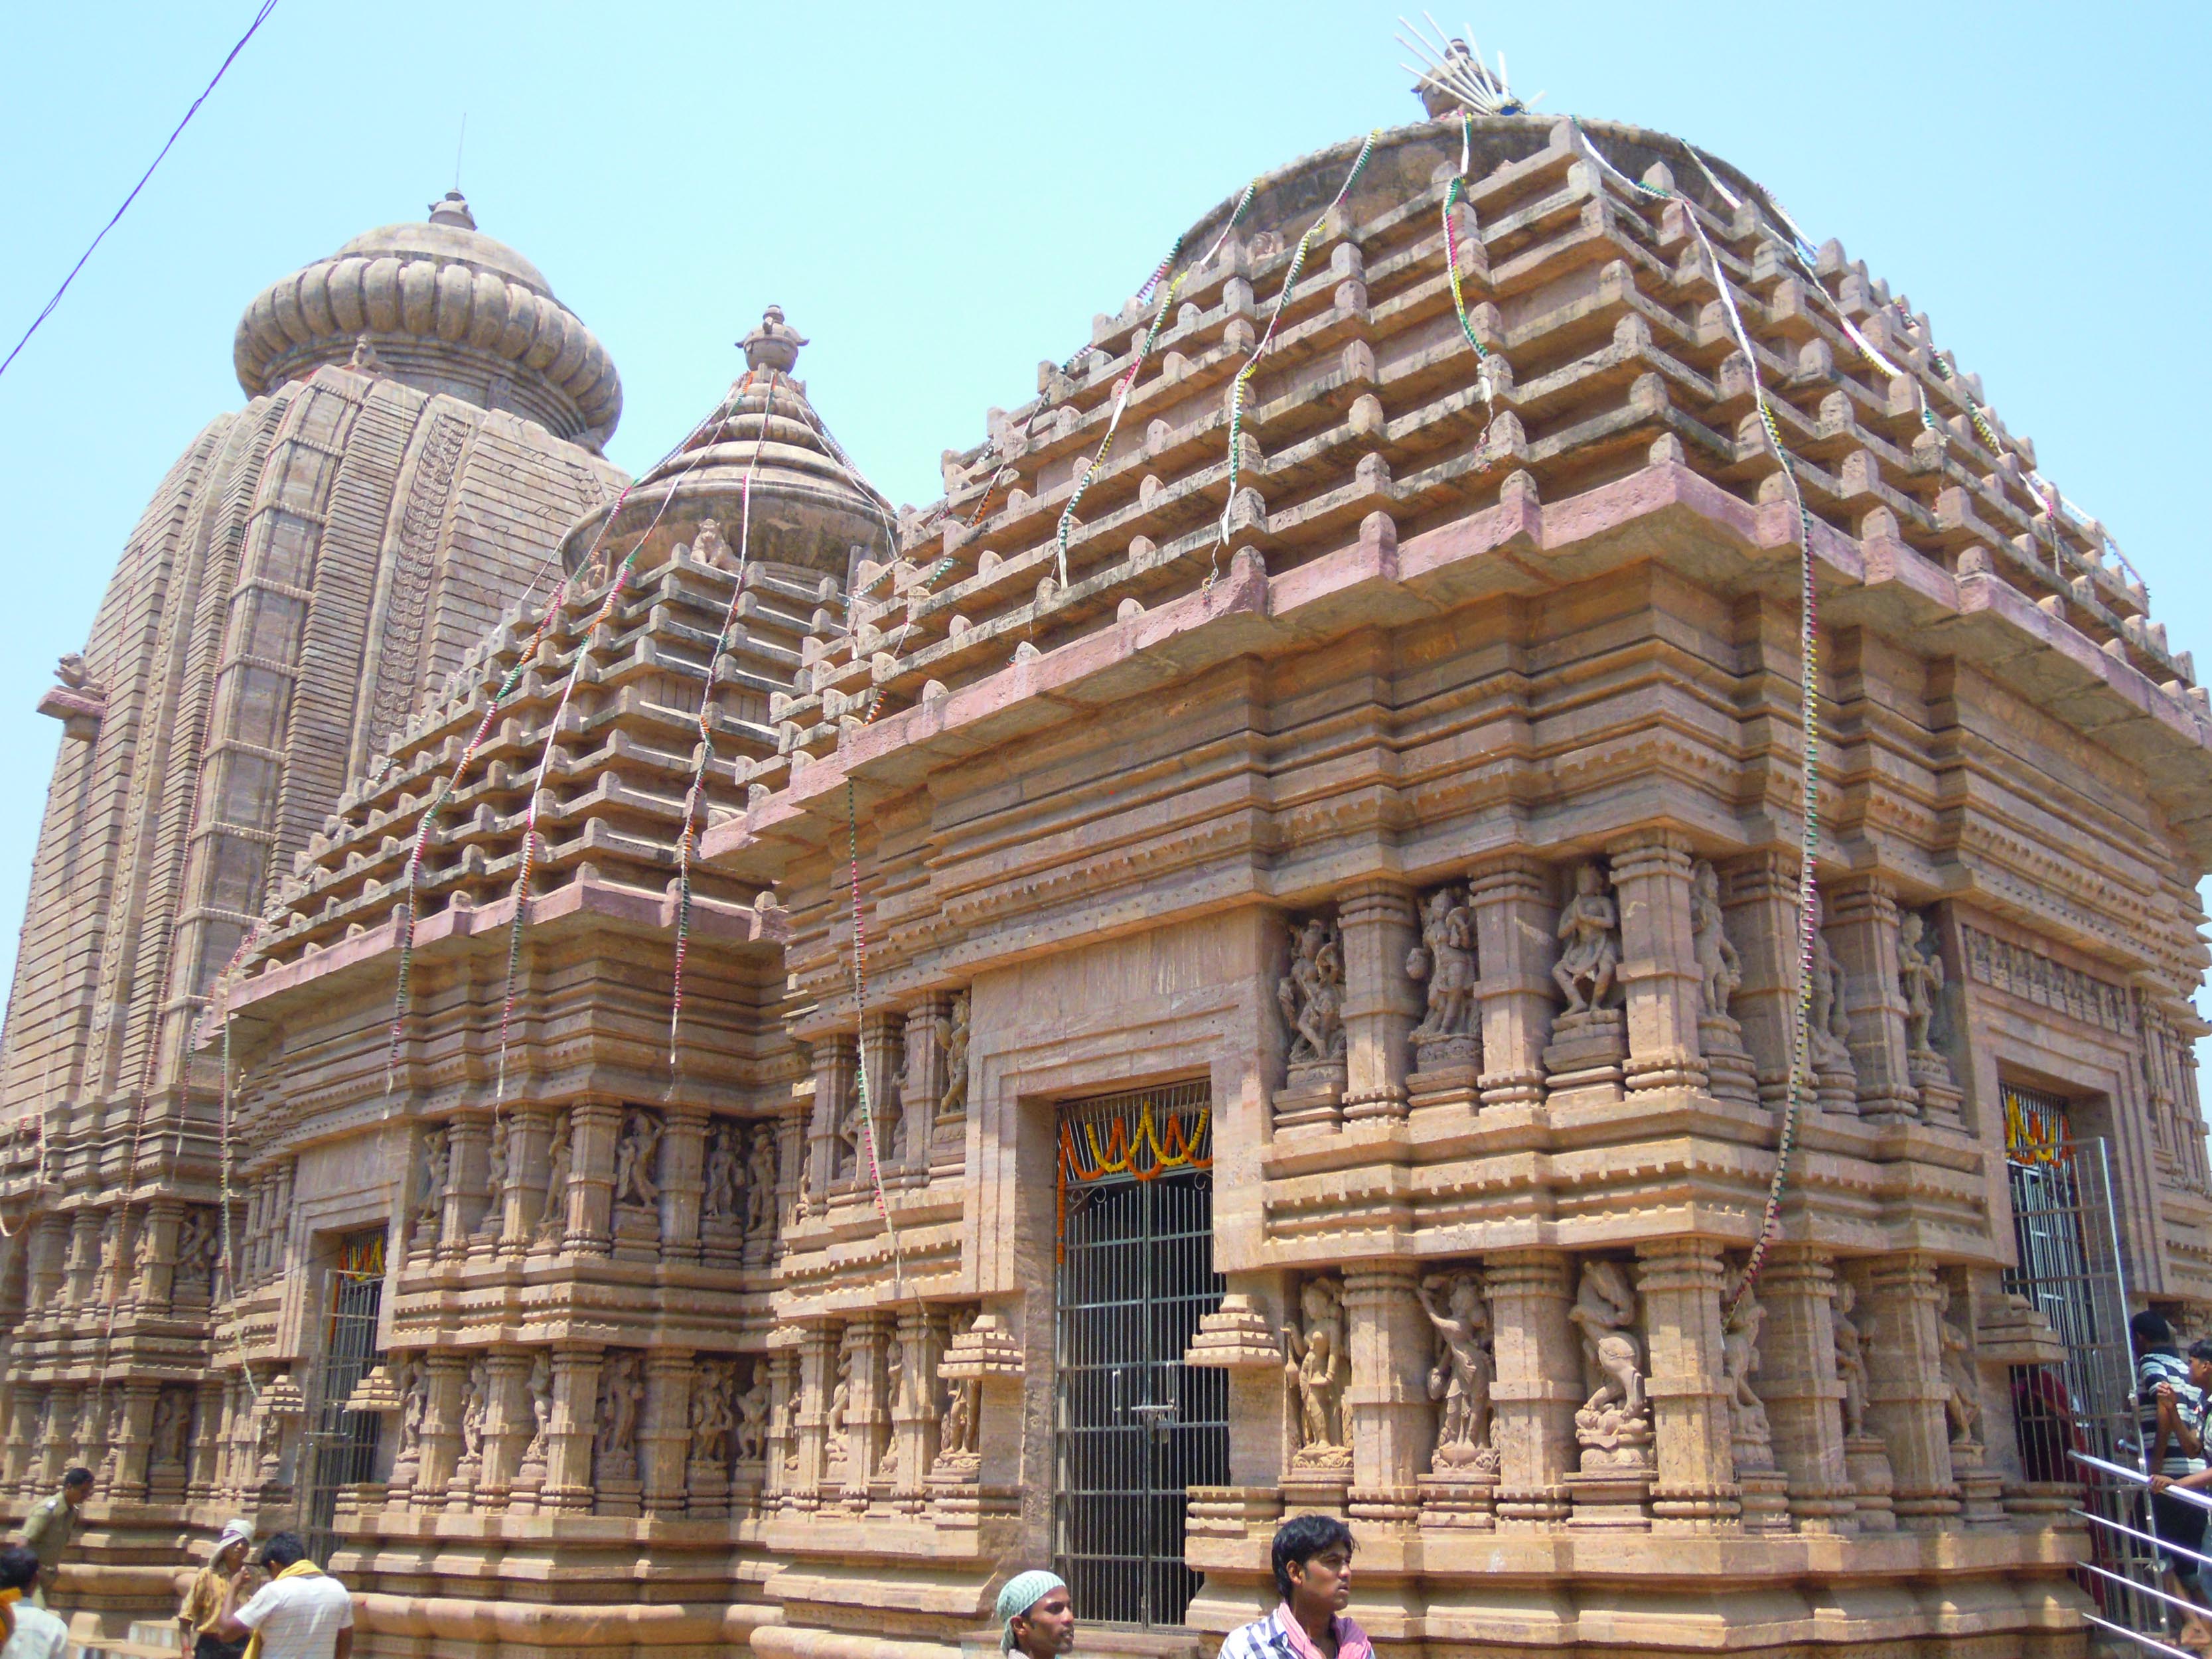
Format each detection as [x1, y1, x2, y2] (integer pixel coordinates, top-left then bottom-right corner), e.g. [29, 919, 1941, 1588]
[1053, 1081, 1227, 1628]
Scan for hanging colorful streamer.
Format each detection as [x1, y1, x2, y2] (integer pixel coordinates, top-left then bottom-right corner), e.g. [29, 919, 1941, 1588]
[1576, 124, 1818, 1313]
[1214, 131, 1380, 569]
[1053, 178, 1260, 589]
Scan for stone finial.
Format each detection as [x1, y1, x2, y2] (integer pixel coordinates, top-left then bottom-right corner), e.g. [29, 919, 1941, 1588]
[742, 305, 808, 374]
[427, 190, 477, 229]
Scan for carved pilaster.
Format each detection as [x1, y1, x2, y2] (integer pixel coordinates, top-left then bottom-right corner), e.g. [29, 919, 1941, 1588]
[1339, 882, 1422, 1122]
[1610, 833, 1709, 1095]
[1635, 1240, 1737, 1532]
[1487, 1249, 1577, 1524]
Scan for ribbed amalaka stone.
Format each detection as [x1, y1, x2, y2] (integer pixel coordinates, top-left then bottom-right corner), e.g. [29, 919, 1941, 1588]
[1339, 883, 1421, 1121]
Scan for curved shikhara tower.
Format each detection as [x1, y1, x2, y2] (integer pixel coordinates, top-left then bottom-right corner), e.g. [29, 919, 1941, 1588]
[0, 192, 625, 1517]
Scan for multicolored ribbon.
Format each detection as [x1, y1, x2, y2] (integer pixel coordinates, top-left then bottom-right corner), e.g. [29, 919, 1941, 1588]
[1053, 179, 1260, 589]
[1215, 131, 1380, 569]
[1577, 124, 1818, 1313]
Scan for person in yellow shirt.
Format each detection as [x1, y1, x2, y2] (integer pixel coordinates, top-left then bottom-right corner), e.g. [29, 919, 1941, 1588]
[176, 1520, 253, 1659]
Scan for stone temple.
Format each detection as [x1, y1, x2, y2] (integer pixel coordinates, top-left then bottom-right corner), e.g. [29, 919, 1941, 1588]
[1, 82, 2208, 1659]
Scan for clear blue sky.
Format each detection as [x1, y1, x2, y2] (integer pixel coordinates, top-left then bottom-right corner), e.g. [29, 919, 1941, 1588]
[1, 2, 2206, 1069]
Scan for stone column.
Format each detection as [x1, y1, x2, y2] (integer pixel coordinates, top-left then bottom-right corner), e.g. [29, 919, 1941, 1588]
[794, 1324, 837, 1510]
[1469, 857, 1551, 1110]
[1611, 834, 1709, 1096]
[442, 1118, 490, 1256]
[842, 1315, 892, 1505]
[502, 1108, 554, 1256]
[112, 1378, 160, 1500]
[810, 1035, 857, 1201]
[415, 1350, 470, 1499]
[1757, 1248, 1854, 1532]
[189, 1378, 224, 1502]
[1487, 1249, 1578, 1524]
[1721, 853, 1800, 1108]
[479, 1350, 534, 1508]
[542, 1346, 602, 1513]
[1343, 1265, 1430, 1520]
[641, 1351, 694, 1515]
[1827, 879, 1917, 1122]
[1636, 1240, 1737, 1532]
[1857, 1255, 1960, 1528]
[566, 1101, 621, 1252]
[659, 1110, 708, 1260]
[860, 1011, 905, 1173]
[1339, 882, 1422, 1122]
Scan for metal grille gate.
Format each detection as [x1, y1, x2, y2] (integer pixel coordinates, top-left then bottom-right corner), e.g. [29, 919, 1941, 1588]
[301, 1232, 386, 1563]
[1999, 1084, 2162, 1640]
[1054, 1081, 1228, 1629]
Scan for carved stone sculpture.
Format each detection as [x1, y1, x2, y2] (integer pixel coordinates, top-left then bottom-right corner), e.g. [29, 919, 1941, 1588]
[1279, 917, 1349, 1067]
[537, 1115, 572, 1244]
[1552, 863, 1622, 1015]
[597, 1352, 642, 1482]
[416, 1127, 449, 1230]
[1935, 1281, 1980, 1447]
[735, 1366, 771, 1463]
[743, 1127, 777, 1237]
[1833, 1279, 1870, 1439]
[940, 991, 970, 1118]
[613, 1110, 661, 1210]
[1283, 1275, 1351, 1467]
[1569, 1260, 1651, 1464]
[690, 1360, 735, 1466]
[703, 1121, 743, 1222]
[1420, 1269, 1496, 1473]
[1690, 860, 1742, 1020]
[1408, 886, 1480, 1066]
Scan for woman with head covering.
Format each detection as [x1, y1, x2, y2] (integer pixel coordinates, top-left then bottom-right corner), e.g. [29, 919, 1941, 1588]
[177, 1520, 254, 1659]
[995, 1569, 1074, 1656]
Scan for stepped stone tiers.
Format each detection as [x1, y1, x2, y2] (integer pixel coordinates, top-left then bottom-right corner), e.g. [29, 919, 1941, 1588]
[3, 97, 2209, 1659]
[0, 196, 627, 1640]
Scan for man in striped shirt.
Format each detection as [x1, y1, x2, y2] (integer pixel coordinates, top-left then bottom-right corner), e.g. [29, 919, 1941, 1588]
[1219, 1516, 1372, 1659]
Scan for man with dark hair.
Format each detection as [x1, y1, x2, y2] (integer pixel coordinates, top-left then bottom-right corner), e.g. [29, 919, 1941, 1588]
[0, 1544, 68, 1658]
[2136, 1310, 2211, 1650]
[17, 1468, 92, 1603]
[206, 1530, 352, 1659]
[1219, 1514, 1370, 1659]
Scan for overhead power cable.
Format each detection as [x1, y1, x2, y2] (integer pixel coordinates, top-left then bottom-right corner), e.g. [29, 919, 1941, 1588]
[0, 0, 281, 388]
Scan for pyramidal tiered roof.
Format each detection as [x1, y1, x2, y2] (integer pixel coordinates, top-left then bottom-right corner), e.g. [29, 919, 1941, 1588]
[247, 313, 889, 973]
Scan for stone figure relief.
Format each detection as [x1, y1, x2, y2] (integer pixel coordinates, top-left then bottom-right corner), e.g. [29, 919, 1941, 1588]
[1722, 1283, 1773, 1451]
[703, 1121, 744, 1222]
[1689, 860, 1742, 1020]
[1898, 912, 1946, 1054]
[1408, 885, 1480, 1059]
[151, 1388, 191, 1469]
[537, 1113, 573, 1242]
[690, 1359, 736, 1466]
[824, 1346, 853, 1466]
[1279, 916, 1349, 1068]
[1283, 1275, 1351, 1467]
[940, 991, 972, 1119]
[522, 1354, 552, 1467]
[1808, 897, 1855, 1071]
[460, 1358, 489, 1463]
[743, 1127, 778, 1237]
[1420, 1268, 1497, 1473]
[735, 1364, 771, 1463]
[1833, 1279, 1871, 1440]
[415, 1127, 450, 1230]
[1553, 863, 1623, 1015]
[1569, 1260, 1651, 1460]
[614, 1110, 662, 1211]
[596, 1352, 642, 1482]
[1934, 1280, 1980, 1447]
